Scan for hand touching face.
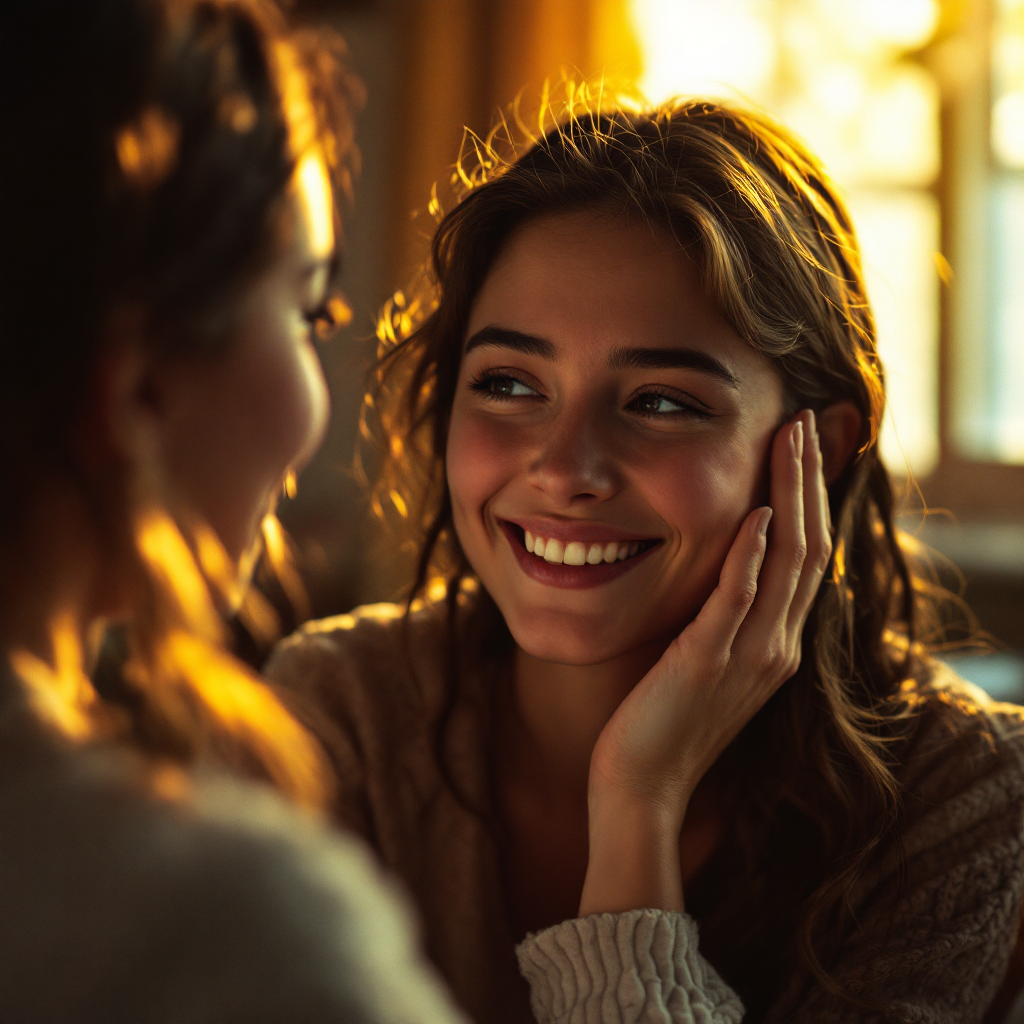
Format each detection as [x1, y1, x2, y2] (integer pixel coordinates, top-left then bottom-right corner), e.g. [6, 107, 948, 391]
[446, 211, 787, 667]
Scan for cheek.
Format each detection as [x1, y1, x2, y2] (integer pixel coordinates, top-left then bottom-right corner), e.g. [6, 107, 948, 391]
[235, 317, 328, 487]
[445, 403, 520, 531]
[632, 428, 771, 600]
[644, 440, 765, 533]
[266, 332, 329, 469]
[168, 318, 329, 561]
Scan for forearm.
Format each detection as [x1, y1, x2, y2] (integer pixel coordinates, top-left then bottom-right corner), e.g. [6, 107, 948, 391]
[578, 791, 685, 916]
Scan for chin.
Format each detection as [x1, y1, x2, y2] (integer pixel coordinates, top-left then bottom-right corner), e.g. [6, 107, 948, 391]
[499, 603, 673, 667]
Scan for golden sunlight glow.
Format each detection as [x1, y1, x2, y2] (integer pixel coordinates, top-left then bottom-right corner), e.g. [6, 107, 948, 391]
[261, 513, 311, 622]
[157, 629, 324, 807]
[993, 91, 1024, 168]
[193, 521, 248, 613]
[295, 151, 335, 260]
[236, 586, 282, 646]
[274, 40, 335, 260]
[326, 295, 353, 330]
[275, 41, 317, 156]
[632, 0, 774, 103]
[972, 0, 1024, 463]
[11, 612, 96, 739]
[389, 489, 409, 518]
[852, 192, 940, 474]
[135, 510, 221, 642]
[115, 107, 180, 189]
[860, 0, 938, 48]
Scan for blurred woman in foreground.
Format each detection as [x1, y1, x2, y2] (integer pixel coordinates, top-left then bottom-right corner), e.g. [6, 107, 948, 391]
[0, 1, 462, 1019]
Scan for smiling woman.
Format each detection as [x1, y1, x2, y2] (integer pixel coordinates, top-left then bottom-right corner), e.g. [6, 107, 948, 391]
[267, 92, 1024, 1023]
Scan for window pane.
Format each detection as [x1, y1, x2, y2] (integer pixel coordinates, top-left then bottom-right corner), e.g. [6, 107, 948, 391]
[849, 191, 940, 476]
[987, 176, 1024, 461]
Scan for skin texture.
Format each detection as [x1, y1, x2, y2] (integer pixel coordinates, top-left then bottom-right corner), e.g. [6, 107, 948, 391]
[446, 212, 851, 933]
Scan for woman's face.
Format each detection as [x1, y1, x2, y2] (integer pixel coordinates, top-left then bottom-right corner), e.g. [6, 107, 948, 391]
[157, 153, 333, 563]
[447, 211, 787, 666]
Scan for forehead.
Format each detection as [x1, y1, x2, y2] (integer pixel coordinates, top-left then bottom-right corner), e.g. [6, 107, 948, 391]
[468, 210, 773, 382]
[293, 152, 334, 261]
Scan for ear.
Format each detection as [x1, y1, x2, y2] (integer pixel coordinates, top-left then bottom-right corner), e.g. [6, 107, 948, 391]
[816, 401, 863, 485]
[83, 306, 164, 472]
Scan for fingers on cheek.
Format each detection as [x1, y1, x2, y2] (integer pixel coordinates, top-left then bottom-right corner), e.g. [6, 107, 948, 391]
[810, 533, 833, 578]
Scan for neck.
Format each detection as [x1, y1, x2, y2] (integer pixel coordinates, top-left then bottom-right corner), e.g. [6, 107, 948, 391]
[505, 635, 672, 800]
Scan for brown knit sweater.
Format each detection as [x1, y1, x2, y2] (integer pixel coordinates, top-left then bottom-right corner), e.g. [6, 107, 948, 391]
[266, 598, 1024, 1024]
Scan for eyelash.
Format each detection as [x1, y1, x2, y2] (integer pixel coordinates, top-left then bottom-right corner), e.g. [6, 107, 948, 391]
[303, 301, 338, 337]
[468, 371, 711, 419]
[467, 370, 540, 402]
[627, 389, 712, 420]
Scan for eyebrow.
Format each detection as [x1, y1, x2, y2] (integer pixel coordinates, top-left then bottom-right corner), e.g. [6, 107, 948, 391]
[609, 346, 739, 387]
[464, 326, 556, 359]
[464, 327, 739, 388]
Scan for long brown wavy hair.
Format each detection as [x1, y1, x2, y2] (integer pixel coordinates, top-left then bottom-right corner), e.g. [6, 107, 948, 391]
[0, 0, 359, 808]
[365, 86, 968, 1016]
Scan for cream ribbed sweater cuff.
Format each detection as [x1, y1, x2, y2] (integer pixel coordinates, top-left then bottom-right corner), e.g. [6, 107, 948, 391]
[515, 909, 744, 1024]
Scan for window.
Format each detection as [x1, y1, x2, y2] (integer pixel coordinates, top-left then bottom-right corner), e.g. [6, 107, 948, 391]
[630, 0, 943, 477]
[957, 0, 1024, 462]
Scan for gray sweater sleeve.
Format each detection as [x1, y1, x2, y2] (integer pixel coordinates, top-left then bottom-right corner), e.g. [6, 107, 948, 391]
[0, 741, 466, 1024]
[516, 910, 744, 1024]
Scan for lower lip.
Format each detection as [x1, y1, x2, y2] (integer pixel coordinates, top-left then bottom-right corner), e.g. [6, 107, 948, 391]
[499, 521, 659, 590]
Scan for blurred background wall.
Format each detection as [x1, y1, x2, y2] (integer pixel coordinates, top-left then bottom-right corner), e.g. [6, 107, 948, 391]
[272, 0, 1024, 697]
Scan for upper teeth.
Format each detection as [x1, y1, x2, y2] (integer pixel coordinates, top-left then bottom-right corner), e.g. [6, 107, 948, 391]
[524, 531, 641, 565]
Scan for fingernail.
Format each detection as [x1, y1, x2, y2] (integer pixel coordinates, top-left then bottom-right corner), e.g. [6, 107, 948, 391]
[757, 507, 773, 537]
[808, 410, 822, 455]
[792, 421, 804, 459]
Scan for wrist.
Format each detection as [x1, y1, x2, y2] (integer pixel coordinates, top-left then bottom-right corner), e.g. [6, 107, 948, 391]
[579, 795, 686, 917]
[587, 767, 693, 836]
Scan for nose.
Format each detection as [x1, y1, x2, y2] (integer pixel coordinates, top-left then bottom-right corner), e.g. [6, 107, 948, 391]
[528, 407, 620, 506]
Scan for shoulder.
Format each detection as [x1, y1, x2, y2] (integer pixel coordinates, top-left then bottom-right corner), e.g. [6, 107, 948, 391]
[886, 660, 1024, 893]
[785, 666, 1024, 1019]
[0, 720, 457, 1022]
[265, 599, 448, 712]
[265, 586, 504, 728]
[897, 660, 1024, 809]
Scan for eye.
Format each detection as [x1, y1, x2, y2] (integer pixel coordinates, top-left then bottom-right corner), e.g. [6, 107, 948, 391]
[627, 390, 710, 419]
[468, 371, 541, 401]
[303, 296, 351, 339]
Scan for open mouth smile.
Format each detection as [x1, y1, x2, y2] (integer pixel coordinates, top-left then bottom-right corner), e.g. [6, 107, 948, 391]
[499, 520, 661, 590]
